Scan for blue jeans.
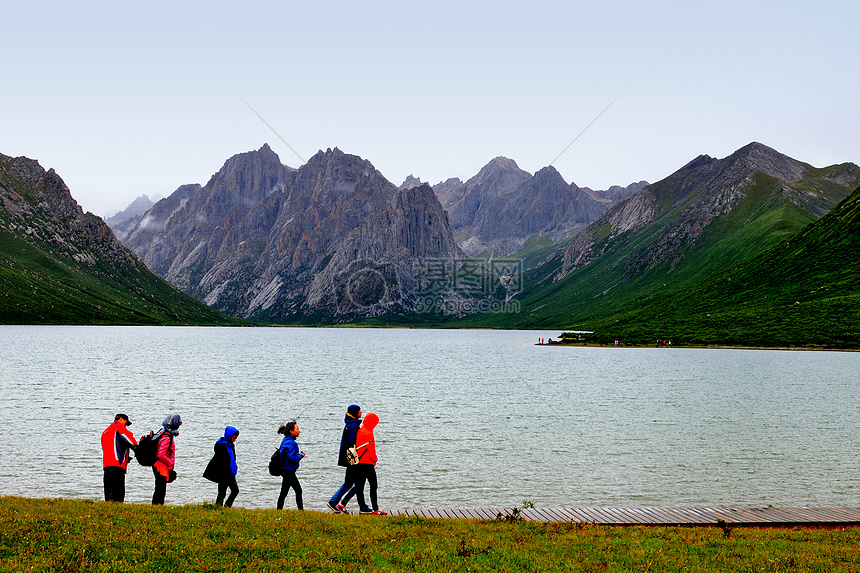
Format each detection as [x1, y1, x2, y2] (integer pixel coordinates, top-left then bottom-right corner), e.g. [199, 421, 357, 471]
[330, 466, 357, 505]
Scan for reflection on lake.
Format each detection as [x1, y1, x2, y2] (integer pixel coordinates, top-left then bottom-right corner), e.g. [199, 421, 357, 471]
[1, 326, 858, 510]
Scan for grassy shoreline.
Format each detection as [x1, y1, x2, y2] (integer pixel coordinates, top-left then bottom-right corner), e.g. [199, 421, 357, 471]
[541, 341, 860, 352]
[2, 497, 859, 572]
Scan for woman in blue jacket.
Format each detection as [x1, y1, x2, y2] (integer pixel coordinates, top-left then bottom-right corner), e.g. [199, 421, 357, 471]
[276, 421, 305, 510]
[203, 426, 240, 507]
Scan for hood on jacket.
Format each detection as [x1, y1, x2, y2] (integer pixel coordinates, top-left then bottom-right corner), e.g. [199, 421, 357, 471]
[223, 426, 239, 440]
[362, 412, 379, 431]
[162, 413, 182, 435]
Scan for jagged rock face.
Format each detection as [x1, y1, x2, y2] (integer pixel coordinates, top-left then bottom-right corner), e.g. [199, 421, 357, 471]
[444, 157, 532, 235]
[0, 153, 136, 267]
[122, 146, 463, 321]
[557, 141, 860, 279]
[304, 184, 462, 315]
[432, 177, 464, 208]
[583, 181, 649, 204]
[437, 158, 618, 256]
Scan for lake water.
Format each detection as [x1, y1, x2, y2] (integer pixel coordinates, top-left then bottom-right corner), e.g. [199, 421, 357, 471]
[1, 326, 858, 511]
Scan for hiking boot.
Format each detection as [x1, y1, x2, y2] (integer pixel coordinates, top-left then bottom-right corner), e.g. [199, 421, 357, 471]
[359, 508, 373, 515]
[336, 504, 349, 515]
[371, 510, 388, 516]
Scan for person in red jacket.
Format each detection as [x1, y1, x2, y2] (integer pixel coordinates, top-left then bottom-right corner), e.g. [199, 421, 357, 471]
[353, 412, 386, 515]
[152, 413, 182, 505]
[100, 413, 137, 502]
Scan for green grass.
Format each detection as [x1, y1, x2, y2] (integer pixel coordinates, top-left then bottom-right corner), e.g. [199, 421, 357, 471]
[0, 227, 242, 325]
[2, 497, 859, 572]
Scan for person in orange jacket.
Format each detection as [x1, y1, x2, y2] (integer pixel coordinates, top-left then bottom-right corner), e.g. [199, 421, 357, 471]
[152, 413, 182, 505]
[100, 413, 137, 502]
[353, 412, 386, 515]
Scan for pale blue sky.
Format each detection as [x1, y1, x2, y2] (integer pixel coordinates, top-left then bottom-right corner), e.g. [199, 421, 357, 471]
[3, 1, 858, 216]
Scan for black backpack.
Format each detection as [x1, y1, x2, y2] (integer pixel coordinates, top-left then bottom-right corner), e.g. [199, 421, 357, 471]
[135, 431, 160, 466]
[268, 448, 281, 476]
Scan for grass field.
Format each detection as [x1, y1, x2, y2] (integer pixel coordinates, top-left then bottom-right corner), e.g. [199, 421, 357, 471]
[2, 497, 858, 572]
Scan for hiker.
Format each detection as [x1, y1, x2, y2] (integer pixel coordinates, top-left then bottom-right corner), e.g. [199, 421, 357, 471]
[327, 404, 362, 514]
[100, 413, 137, 502]
[203, 426, 240, 507]
[276, 421, 305, 510]
[152, 413, 182, 505]
[352, 412, 386, 515]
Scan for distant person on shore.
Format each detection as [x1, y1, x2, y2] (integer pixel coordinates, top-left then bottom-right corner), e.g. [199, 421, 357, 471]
[152, 413, 182, 505]
[352, 412, 386, 515]
[327, 404, 362, 514]
[203, 426, 240, 507]
[276, 421, 305, 510]
[100, 413, 137, 502]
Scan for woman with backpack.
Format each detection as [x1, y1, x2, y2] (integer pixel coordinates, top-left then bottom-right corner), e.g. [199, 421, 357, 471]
[276, 421, 305, 510]
[152, 413, 182, 505]
[203, 426, 240, 507]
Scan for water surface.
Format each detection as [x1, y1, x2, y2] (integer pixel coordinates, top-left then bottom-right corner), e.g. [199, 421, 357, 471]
[1, 326, 857, 510]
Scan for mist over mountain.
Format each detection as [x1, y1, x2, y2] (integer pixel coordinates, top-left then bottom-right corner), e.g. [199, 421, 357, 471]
[105, 194, 160, 241]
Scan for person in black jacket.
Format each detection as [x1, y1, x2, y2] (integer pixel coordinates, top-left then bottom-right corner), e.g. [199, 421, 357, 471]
[327, 404, 361, 514]
[203, 426, 240, 507]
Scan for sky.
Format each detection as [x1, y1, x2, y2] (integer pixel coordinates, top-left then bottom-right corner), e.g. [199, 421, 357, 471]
[3, 1, 858, 217]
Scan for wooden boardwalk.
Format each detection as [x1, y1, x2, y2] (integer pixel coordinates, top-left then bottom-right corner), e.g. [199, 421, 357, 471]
[385, 507, 860, 527]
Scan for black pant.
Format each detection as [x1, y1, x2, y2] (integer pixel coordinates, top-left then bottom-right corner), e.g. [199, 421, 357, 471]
[354, 464, 378, 512]
[216, 476, 239, 507]
[277, 470, 303, 510]
[152, 468, 168, 505]
[103, 467, 126, 502]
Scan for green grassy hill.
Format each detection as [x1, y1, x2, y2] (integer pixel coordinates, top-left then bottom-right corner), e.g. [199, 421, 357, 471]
[0, 153, 240, 325]
[588, 184, 860, 347]
[442, 146, 860, 347]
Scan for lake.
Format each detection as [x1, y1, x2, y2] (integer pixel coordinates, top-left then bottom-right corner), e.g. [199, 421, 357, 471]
[1, 326, 858, 511]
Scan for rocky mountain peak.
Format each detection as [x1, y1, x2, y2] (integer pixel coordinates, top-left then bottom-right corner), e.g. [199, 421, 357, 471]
[678, 154, 717, 173]
[399, 174, 423, 189]
[475, 157, 528, 183]
[432, 177, 465, 209]
[724, 141, 809, 183]
[531, 165, 566, 188]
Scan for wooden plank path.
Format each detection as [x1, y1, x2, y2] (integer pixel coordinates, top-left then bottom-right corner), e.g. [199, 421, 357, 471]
[385, 507, 860, 527]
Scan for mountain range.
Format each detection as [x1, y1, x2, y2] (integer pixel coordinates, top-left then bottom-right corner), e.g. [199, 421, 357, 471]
[458, 142, 860, 346]
[113, 147, 644, 323]
[430, 157, 645, 256]
[4, 139, 859, 346]
[120, 145, 463, 322]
